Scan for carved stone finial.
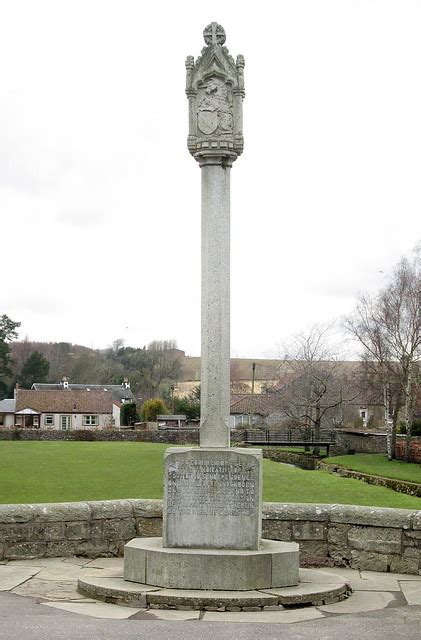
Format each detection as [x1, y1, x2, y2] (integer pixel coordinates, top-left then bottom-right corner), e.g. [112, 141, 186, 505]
[203, 22, 226, 46]
[186, 23, 245, 165]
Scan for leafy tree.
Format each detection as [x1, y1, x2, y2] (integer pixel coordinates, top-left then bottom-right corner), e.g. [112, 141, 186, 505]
[174, 395, 200, 420]
[141, 398, 168, 421]
[0, 315, 20, 399]
[120, 402, 139, 426]
[19, 351, 50, 389]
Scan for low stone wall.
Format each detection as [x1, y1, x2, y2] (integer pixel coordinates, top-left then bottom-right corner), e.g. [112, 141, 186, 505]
[0, 500, 420, 574]
[0, 428, 201, 444]
[318, 461, 421, 497]
[262, 449, 319, 470]
[0, 428, 247, 445]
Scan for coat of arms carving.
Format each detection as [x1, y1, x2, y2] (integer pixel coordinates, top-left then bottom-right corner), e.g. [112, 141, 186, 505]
[197, 77, 233, 135]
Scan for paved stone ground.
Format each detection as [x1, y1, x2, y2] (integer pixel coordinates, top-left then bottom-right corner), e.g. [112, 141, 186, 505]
[0, 557, 420, 636]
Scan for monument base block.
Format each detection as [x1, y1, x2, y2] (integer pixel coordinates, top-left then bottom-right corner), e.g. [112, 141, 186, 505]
[163, 447, 262, 549]
[124, 537, 299, 591]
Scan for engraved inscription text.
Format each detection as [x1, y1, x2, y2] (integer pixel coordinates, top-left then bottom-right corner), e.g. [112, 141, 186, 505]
[166, 458, 256, 517]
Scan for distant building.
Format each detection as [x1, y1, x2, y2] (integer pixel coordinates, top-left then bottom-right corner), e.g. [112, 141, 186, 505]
[14, 389, 116, 430]
[0, 399, 16, 428]
[32, 377, 135, 405]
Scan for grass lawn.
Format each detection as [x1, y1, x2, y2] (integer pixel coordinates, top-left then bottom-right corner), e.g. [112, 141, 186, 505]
[324, 453, 421, 485]
[0, 441, 420, 508]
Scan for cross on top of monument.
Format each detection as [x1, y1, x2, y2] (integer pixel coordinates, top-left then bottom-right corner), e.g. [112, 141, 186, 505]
[203, 22, 226, 46]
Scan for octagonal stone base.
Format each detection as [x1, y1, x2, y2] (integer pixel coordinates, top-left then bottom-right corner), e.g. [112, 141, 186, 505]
[124, 537, 299, 591]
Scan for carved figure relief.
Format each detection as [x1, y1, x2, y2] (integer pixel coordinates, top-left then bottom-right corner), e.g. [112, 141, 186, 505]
[197, 77, 233, 135]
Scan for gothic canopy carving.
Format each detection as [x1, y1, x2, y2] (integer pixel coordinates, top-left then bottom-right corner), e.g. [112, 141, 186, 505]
[186, 23, 245, 165]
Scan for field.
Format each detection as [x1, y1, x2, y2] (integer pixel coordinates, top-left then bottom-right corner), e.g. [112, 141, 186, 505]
[1, 441, 420, 508]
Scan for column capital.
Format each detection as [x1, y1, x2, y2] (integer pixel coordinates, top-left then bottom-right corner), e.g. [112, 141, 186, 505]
[195, 153, 236, 168]
[186, 23, 245, 165]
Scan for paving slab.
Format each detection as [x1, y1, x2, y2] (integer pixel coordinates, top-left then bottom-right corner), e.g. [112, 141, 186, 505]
[360, 571, 421, 582]
[319, 590, 395, 614]
[201, 607, 324, 623]
[349, 577, 401, 591]
[84, 558, 124, 570]
[12, 578, 82, 601]
[144, 609, 201, 621]
[309, 566, 361, 579]
[0, 566, 41, 591]
[81, 567, 124, 578]
[35, 565, 90, 582]
[41, 600, 143, 619]
[399, 582, 421, 605]
[7, 557, 86, 568]
[299, 568, 351, 584]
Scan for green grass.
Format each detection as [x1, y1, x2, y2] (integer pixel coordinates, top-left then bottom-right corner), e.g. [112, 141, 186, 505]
[0, 441, 420, 508]
[324, 454, 421, 485]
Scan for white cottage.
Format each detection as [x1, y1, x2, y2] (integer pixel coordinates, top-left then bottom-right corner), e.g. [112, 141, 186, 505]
[12, 389, 118, 430]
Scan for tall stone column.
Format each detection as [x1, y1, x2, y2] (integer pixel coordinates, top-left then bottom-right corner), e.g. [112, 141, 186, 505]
[123, 24, 300, 591]
[186, 22, 245, 448]
[200, 157, 231, 447]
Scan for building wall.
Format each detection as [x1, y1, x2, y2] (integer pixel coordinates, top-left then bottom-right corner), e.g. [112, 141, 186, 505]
[38, 413, 112, 430]
[112, 404, 121, 429]
[333, 431, 387, 455]
[0, 414, 15, 428]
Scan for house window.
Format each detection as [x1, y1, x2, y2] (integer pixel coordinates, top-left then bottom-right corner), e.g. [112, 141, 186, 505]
[359, 408, 368, 426]
[83, 415, 99, 427]
[44, 415, 54, 426]
[60, 415, 71, 430]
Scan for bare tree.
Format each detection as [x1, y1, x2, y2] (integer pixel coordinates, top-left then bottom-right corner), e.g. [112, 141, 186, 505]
[345, 249, 420, 461]
[271, 324, 352, 454]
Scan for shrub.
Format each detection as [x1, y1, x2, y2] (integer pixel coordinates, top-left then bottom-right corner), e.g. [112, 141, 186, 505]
[11, 428, 22, 440]
[398, 419, 421, 437]
[141, 398, 168, 421]
[121, 402, 139, 426]
[173, 396, 200, 420]
[72, 429, 97, 441]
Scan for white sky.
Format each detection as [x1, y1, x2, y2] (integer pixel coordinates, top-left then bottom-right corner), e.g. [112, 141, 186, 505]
[1, 0, 420, 358]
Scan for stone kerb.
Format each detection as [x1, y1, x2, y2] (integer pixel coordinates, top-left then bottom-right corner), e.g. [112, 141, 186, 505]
[0, 500, 420, 575]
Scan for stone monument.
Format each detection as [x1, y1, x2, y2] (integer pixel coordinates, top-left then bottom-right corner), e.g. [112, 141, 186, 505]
[123, 23, 299, 591]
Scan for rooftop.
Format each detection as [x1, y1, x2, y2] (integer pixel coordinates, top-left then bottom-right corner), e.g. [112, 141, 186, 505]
[16, 389, 113, 414]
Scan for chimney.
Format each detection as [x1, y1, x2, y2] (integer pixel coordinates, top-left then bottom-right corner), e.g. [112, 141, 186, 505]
[14, 382, 20, 399]
[123, 377, 130, 389]
[62, 376, 69, 390]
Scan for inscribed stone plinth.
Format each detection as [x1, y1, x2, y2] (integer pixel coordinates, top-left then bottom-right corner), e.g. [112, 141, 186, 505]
[163, 447, 262, 549]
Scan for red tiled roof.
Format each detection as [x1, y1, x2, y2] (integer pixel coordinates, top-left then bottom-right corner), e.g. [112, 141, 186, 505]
[15, 389, 113, 414]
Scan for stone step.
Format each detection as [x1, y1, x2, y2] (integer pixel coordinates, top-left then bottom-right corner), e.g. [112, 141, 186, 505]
[77, 568, 351, 610]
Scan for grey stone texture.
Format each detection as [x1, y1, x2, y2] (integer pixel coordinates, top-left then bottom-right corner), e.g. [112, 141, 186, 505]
[186, 24, 245, 448]
[80, 564, 352, 610]
[163, 447, 262, 549]
[124, 537, 299, 590]
[1, 500, 420, 575]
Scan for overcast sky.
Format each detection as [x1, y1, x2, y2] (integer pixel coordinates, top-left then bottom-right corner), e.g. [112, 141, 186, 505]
[1, 0, 420, 358]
